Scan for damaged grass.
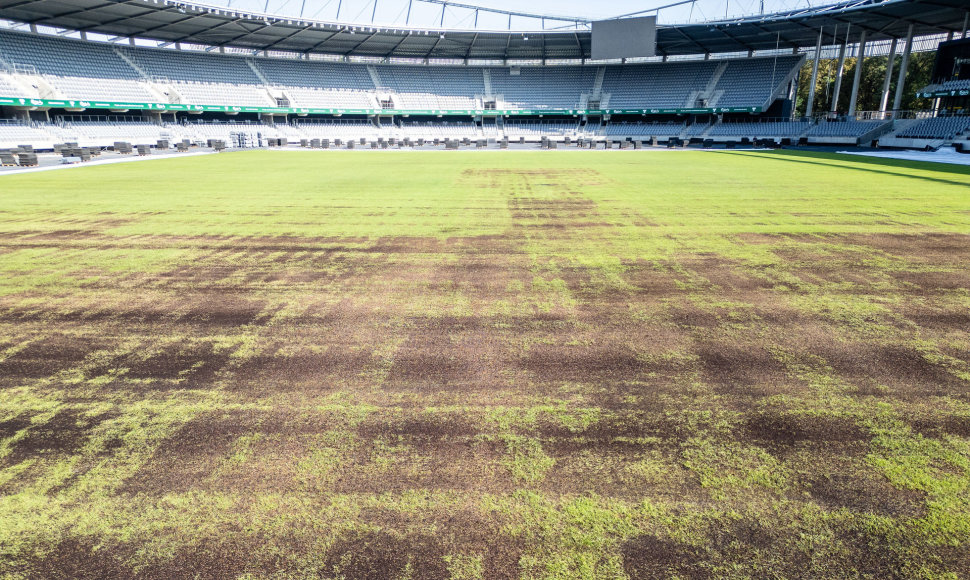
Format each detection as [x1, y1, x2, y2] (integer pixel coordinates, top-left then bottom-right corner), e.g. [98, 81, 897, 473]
[0, 150, 969, 578]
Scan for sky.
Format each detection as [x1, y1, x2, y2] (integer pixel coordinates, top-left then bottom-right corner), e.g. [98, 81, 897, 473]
[206, 0, 820, 30]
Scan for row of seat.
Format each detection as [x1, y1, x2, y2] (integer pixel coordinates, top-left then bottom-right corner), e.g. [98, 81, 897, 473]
[897, 116, 970, 139]
[0, 28, 802, 111]
[5, 116, 947, 149]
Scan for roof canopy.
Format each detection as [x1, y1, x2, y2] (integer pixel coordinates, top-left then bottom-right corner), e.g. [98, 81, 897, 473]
[0, 0, 966, 60]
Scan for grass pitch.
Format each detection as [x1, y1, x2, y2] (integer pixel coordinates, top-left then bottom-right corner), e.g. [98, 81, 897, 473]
[1, 149, 969, 579]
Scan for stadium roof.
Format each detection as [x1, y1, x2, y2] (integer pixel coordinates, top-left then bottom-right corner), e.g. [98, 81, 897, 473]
[0, 0, 966, 60]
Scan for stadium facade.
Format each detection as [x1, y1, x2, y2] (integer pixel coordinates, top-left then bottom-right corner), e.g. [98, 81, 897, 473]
[0, 0, 968, 154]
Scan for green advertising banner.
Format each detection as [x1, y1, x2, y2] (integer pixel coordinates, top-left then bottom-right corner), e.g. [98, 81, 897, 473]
[916, 89, 970, 98]
[0, 96, 763, 117]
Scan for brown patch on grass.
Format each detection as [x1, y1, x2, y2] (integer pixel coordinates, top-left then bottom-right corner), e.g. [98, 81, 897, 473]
[745, 411, 866, 448]
[518, 345, 647, 383]
[680, 256, 776, 292]
[332, 439, 509, 494]
[432, 259, 524, 297]
[122, 342, 229, 385]
[542, 445, 699, 500]
[665, 301, 722, 329]
[227, 347, 379, 394]
[460, 168, 607, 187]
[133, 540, 256, 580]
[908, 414, 970, 438]
[0, 415, 32, 439]
[842, 233, 970, 263]
[0, 409, 115, 492]
[2, 409, 110, 467]
[337, 413, 510, 493]
[385, 316, 509, 393]
[809, 472, 926, 517]
[621, 259, 688, 295]
[0, 335, 105, 380]
[695, 342, 790, 392]
[178, 295, 268, 326]
[819, 343, 966, 396]
[357, 411, 481, 440]
[901, 308, 970, 330]
[324, 530, 449, 580]
[121, 411, 261, 494]
[889, 270, 970, 292]
[389, 351, 474, 384]
[621, 535, 706, 580]
[23, 538, 135, 580]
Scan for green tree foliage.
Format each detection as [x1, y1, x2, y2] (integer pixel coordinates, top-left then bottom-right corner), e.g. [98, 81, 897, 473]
[794, 51, 935, 117]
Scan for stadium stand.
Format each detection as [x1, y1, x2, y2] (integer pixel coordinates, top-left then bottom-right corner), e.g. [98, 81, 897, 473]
[937, 79, 970, 91]
[176, 121, 271, 145]
[0, 73, 25, 96]
[805, 120, 892, 138]
[683, 122, 715, 137]
[0, 121, 57, 149]
[707, 120, 813, 139]
[255, 59, 376, 109]
[491, 67, 596, 110]
[0, 32, 155, 101]
[601, 61, 718, 109]
[379, 66, 483, 110]
[120, 46, 274, 107]
[399, 120, 480, 139]
[895, 116, 970, 139]
[604, 122, 685, 138]
[60, 121, 178, 147]
[295, 120, 381, 141]
[503, 120, 584, 139]
[711, 57, 802, 108]
[0, 29, 802, 113]
[0, 15, 961, 154]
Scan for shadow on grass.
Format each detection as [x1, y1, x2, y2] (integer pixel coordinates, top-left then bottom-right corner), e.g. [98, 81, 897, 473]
[711, 149, 970, 188]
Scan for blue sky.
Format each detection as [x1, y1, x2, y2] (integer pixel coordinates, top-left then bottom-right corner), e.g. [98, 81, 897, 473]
[211, 0, 817, 29]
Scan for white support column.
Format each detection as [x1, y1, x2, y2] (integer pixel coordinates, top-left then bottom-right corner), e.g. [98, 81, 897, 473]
[963, 12, 969, 39]
[805, 28, 824, 118]
[847, 30, 867, 116]
[830, 30, 848, 115]
[892, 24, 914, 112]
[879, 37, 897, 116]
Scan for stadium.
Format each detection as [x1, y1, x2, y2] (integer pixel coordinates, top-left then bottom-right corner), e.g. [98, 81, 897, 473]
[0, 0, 969, 577]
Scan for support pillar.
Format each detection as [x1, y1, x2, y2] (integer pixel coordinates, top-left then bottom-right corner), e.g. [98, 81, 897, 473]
[847, 30, 867, 116]
[892, 24, 914, 112]
[963, 12, 968, 39]
[879, 38, 897, 116]
[805, 28, 824, 118]
[830, 30, 848, 116]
